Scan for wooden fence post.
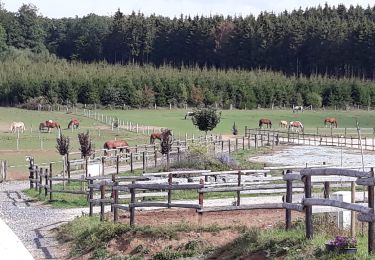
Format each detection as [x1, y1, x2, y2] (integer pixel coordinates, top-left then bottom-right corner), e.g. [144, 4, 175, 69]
[130, 181, 135, 226]
[100, 181, 105, 221]
[198, 179, 204, 224]
[39, 168, 43, 194]
[304, 175, 313, 239]
[35, 166, 39, 191]
[44, 168, 48, 196]
[242, 136, 245, 150]
[113, 178, 119, 222]
[48, 168, 53, 201]
[369, 168, 375, 253]
[130, 153, 133, 173]
[228, 140, 231, 154]
[285, 169, 292, 230]
[154, 147, 157, 168]
[168, 173, 172, 208]
[237, 171, 241, 206]
[142, 151, 146, 174]
[89, 177, 93, 216]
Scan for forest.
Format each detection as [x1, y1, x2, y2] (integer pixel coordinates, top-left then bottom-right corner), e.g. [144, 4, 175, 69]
[0, 3, 375, 108]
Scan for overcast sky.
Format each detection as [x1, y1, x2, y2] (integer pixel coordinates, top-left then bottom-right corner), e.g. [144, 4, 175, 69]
[1, 0, 374, 18]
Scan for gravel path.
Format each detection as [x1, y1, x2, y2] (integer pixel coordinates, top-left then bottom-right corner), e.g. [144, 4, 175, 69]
[0, 181, 95, 259]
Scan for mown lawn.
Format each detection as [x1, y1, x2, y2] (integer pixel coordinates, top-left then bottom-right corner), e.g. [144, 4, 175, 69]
[95, 108, 375, 136]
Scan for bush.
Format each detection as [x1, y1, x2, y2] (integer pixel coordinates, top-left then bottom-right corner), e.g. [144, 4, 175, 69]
[17, 96, 50, 110]
[192, 107, 221, 134]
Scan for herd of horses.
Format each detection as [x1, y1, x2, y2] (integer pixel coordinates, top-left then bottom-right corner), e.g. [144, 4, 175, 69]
[9, 118, 79, 133]
[259, 117, 338, 132]
[104, 129, 173, 155]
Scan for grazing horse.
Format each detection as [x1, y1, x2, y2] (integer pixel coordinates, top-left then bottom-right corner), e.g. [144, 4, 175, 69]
[279, 120, 288, 129]
[39, 120, 60, 132]
[293, 105, 304, 113]
[150, 129, 172, 144]
[68, 118, 80, 129]
[103, 140, 129, 156]
[324, 117, 338, 128]
[150, 132, 162, 144]
[10, 122, 26, 133]
[259, 118, 272, 128]
[289, 121, 304, 132]
[185, 112, 195, 120]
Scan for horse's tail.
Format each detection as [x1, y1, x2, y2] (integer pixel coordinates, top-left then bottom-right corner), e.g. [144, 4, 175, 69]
[150, 135, 154, 144]
[258, 120, 262, 127]
[68, 121, 72, 129]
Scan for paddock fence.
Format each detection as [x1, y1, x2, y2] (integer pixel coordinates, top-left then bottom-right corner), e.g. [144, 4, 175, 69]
[245, 127, 375, 151]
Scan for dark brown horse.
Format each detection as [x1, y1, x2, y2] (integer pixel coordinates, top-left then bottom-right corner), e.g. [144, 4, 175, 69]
[39, 120, 60, 132]
[103, 140, 129, 155]
[68, 118, 80, 129]
[150, 129, 173, 144]
[324, 117, 338, 128]
[259, 118, 272, 128]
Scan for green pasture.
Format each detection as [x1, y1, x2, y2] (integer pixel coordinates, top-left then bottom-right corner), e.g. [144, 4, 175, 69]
[0, 107, 148, 177]
[96, 108, 375, 136]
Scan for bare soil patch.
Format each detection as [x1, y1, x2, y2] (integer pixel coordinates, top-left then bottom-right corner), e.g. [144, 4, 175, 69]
[107, 208, 303, 259]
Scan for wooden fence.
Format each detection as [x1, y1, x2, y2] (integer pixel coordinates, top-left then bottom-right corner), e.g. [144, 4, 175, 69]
[245, 127, 375, 151]
[88, 167, 375, 253]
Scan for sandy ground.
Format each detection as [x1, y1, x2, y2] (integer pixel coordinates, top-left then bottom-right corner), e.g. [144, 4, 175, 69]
[249, 144, 375, 167]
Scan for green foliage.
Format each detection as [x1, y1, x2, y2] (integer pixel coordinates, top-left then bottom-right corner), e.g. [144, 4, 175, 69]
[192, 107, 221, 133]
[3, 4, 375, 108]
[305, 92, 323, 108]
[232, 122, 238, 135]
[0, 24, 7, 53]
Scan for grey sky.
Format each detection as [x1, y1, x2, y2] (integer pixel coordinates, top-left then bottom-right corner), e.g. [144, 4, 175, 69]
[1, 0, 374, 18]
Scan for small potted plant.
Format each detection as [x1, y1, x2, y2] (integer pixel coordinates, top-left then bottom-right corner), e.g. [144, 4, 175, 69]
[326, 236, 357, 254]
[232, 122, 238, 135]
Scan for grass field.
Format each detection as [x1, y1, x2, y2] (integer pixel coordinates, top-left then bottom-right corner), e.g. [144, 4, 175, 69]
[96, 108, 375, 136]
[0, 107, 148, 178]
[2, 107, 375, 179]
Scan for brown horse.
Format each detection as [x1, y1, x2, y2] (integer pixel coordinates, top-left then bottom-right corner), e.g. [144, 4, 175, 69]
[103, 140, 129, 156]
[324, 117, 338, 128]
[68, 118, 80, 129]
[39, 120, 60, 132]
[150, 129, 173, 144]
[259, 118, 272, 128]
[289, 121, 304, 132]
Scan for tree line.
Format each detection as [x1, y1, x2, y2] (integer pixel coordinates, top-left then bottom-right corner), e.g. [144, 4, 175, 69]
[1, 3, 375, 78]
[0, 49, 374, 109]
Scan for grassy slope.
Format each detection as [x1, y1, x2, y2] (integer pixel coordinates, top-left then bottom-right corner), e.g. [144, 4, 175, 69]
[96, 108, 375, 136]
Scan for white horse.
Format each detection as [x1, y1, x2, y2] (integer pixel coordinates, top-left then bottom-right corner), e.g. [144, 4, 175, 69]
[289, 121, 304, 133]
[10, 122, 26, 133]
[184, 111, 195, 120]
[279, 120, 288, 128]
[293, 105, 303, 113]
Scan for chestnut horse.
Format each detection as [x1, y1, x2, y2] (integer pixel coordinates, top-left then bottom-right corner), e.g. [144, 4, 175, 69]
[103, 140, 129, 156]
[289, 121, 304, 132]
[259, 118, 272, 128]
[150, 129, 173, 144]
[68, 118, 80, 129]
[324, 117, 338, 128]
[39, 120, 60, 132]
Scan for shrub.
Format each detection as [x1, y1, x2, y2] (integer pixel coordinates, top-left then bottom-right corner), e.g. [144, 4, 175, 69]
[192, 107, 221, 134]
